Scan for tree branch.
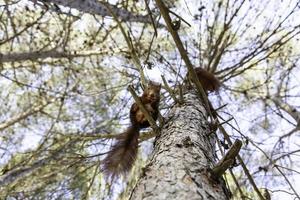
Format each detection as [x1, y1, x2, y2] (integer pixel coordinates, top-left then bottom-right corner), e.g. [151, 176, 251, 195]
[32, 0, 153, 24]
[0, 100, 53, 131]
[0, 49, 108, 63]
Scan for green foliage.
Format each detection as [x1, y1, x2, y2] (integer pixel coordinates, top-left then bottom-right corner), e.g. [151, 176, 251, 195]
[1, 0, 300, 199]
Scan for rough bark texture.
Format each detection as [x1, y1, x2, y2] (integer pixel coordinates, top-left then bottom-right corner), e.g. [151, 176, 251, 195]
[31, 0, 152, 24]
[130, 91, 229, 200]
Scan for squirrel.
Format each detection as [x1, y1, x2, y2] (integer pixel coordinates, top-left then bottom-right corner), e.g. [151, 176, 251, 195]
[186, 67, 220, 92]
[102, 81, 161, 178]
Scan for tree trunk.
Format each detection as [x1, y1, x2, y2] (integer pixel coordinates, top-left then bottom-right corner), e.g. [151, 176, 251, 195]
[129, 91, 229, 200]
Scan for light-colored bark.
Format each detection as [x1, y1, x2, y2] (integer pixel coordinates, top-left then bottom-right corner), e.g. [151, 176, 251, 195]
[130, 91, 229, 200]
[31, 0, 152, 24]
[0, 49, 107, 63]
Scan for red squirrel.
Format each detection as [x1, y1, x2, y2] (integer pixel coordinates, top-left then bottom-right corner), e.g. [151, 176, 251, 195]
[186, 67, 220, 92]
[102, 82, 161, 177]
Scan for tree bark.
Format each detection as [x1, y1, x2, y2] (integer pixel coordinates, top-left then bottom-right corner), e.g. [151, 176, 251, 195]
[31, 0, 152, 24]
[130, 91, 229, 200]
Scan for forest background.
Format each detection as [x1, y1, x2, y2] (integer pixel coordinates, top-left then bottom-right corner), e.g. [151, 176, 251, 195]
[0, 0, 300, 199]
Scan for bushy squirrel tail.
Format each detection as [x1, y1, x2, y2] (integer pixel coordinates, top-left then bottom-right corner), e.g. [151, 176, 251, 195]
[195, 68, 220, 92]
[185, 67, 221, 92]
[102, 125, 140, 177]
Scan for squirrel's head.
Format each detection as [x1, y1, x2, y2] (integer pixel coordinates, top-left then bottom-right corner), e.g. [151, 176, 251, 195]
[144, 81, 161, 102]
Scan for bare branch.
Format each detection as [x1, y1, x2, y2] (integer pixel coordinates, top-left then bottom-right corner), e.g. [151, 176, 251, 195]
[0, 100, 54, 131]
[31, 0, 153, 24]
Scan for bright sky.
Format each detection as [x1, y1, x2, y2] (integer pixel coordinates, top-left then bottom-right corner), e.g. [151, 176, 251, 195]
[1, 0, 300, 199]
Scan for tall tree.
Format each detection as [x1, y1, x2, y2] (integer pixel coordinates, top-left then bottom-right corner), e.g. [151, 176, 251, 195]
[129, 91, 231, 200]
[0, 0, 300, 199]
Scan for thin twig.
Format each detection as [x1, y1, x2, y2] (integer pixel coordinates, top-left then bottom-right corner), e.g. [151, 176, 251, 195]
[154, 0, 213, 120]
[161, 75, 179, 104]
[105, 4, 146, 86]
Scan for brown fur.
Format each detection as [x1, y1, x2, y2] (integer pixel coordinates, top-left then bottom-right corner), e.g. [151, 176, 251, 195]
[102, 82, 161, 178]
[130, 82, 161, 128]
[102, 126, 139, 177]
[187, 68, 220, 92]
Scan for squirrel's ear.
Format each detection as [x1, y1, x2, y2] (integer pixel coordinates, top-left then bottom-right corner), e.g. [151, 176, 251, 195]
[148, 80, 161, 87]
[158, 83, 162, 89]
